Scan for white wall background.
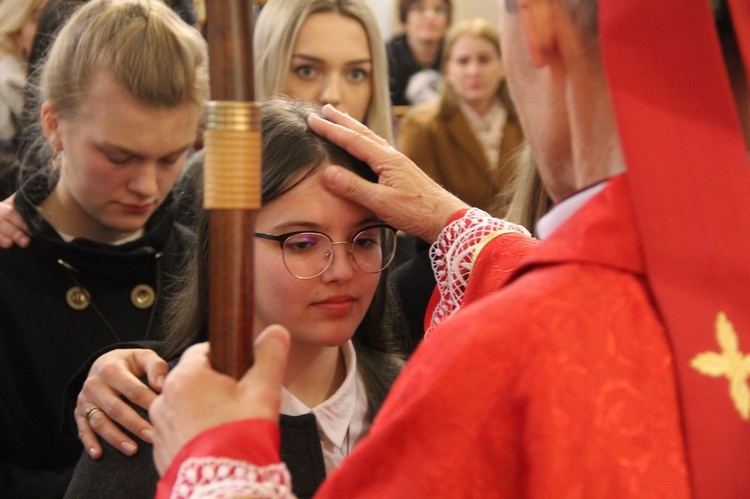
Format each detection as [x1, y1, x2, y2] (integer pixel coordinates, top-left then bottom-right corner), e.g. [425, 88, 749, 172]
[364, 0, 500, 41]
[453, 0, 499, 30]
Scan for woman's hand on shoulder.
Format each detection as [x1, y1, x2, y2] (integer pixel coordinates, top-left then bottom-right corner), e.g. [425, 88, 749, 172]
[0, 194, 30, 248]
[74, 348, 168, 459]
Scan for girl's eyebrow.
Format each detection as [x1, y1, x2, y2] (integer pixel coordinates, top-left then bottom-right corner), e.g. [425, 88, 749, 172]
[268, 220, 321, 233]
[269, 215, 380, 233]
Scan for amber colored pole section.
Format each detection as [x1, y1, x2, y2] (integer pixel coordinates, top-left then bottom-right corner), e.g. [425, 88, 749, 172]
[204, 0, 260, 378]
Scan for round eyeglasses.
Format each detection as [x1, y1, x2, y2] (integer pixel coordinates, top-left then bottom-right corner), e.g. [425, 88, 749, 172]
[254, 224, 397, 280]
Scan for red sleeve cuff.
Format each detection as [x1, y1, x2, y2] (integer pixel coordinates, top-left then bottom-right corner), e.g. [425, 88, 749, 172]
[156, 418, 280, 498]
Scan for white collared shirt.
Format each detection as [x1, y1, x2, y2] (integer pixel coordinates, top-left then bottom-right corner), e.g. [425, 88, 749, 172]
[536, 181, 608, 240]
[280, 340, 368, 475]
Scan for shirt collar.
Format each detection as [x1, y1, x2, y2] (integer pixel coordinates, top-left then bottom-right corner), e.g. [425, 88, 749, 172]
[536, 181, 608, 239]
[280, 340, 359, 448]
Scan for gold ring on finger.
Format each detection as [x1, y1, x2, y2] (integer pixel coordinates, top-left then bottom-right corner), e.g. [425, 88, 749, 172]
[85, 406, 102, 421]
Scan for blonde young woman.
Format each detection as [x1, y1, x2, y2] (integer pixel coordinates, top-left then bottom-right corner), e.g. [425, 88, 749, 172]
[254, 0, 393, 143]
[397, 18, 524, 214]
[0, 0, 207, 495]
[0, 0, 47, 141]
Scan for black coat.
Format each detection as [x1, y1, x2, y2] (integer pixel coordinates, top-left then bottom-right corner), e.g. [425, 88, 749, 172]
[0, 175, 193, 498]
[386, 34, 443, 106]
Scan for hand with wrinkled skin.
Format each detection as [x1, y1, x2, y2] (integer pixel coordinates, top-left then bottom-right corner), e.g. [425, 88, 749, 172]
[0, 194, 30, 248]
[150, 327, 290, 475]
[309, 105, 469, 244]
[75, 348, 168, 458]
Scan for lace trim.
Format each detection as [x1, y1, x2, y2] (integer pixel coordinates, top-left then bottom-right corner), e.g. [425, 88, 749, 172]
[427, 208, 530, 336]
[170, 457, 295, 499]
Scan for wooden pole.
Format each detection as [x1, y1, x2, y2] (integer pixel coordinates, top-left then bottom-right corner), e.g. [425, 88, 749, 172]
[203, 0, 260, 377]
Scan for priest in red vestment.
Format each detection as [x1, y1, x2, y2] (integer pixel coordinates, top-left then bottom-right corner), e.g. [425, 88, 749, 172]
[150, 0, 750, 497]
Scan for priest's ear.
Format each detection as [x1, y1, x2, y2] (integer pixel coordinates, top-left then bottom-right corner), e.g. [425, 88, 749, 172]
[513, 0, 592, 69]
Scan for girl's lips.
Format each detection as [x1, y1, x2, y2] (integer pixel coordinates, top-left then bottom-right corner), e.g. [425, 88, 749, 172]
[313, 295, 357, 315]
[315, 295, 356, 305]
[121, 202, 153, 214]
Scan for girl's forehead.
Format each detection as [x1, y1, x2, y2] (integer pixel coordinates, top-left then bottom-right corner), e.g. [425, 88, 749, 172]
[294, 12, 371, 57]
[260, 165, 375, 227]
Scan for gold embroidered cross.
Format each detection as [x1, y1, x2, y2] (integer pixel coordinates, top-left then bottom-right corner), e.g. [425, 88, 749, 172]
[691, 312, 750, 421]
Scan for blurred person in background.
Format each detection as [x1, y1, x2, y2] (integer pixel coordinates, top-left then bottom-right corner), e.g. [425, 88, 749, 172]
[0, 0, 47, 143]
[398, 18, 523, 215]
[386, 0, 451, 107]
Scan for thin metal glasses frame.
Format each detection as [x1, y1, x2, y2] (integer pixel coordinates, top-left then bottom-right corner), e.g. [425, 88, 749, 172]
[254, 223, 397, 279]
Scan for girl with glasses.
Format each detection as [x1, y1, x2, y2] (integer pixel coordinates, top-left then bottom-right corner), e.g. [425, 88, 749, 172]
[63, 97, 406, 498]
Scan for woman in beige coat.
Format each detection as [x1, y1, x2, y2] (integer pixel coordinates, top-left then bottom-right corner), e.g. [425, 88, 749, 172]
[397, 18, 523, 214]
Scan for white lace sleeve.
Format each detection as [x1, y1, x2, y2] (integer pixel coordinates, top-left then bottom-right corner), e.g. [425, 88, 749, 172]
[426, 208, 531, 336]
[170, 457, 295, 499]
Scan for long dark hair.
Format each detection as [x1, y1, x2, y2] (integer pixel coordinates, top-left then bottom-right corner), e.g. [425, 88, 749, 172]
[162, 97, 405, 423]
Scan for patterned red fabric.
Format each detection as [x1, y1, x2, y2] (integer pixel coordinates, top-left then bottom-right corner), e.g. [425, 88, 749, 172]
[600, 1, 750, 495]
[462, 232, 539, 306]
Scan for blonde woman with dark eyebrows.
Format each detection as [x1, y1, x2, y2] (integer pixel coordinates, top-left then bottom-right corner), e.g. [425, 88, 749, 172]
[0, 0, 207, 495]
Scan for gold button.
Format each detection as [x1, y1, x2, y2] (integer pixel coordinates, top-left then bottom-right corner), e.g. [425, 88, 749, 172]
[131, 284, 155, 309]
[66, 286, 90, 310]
